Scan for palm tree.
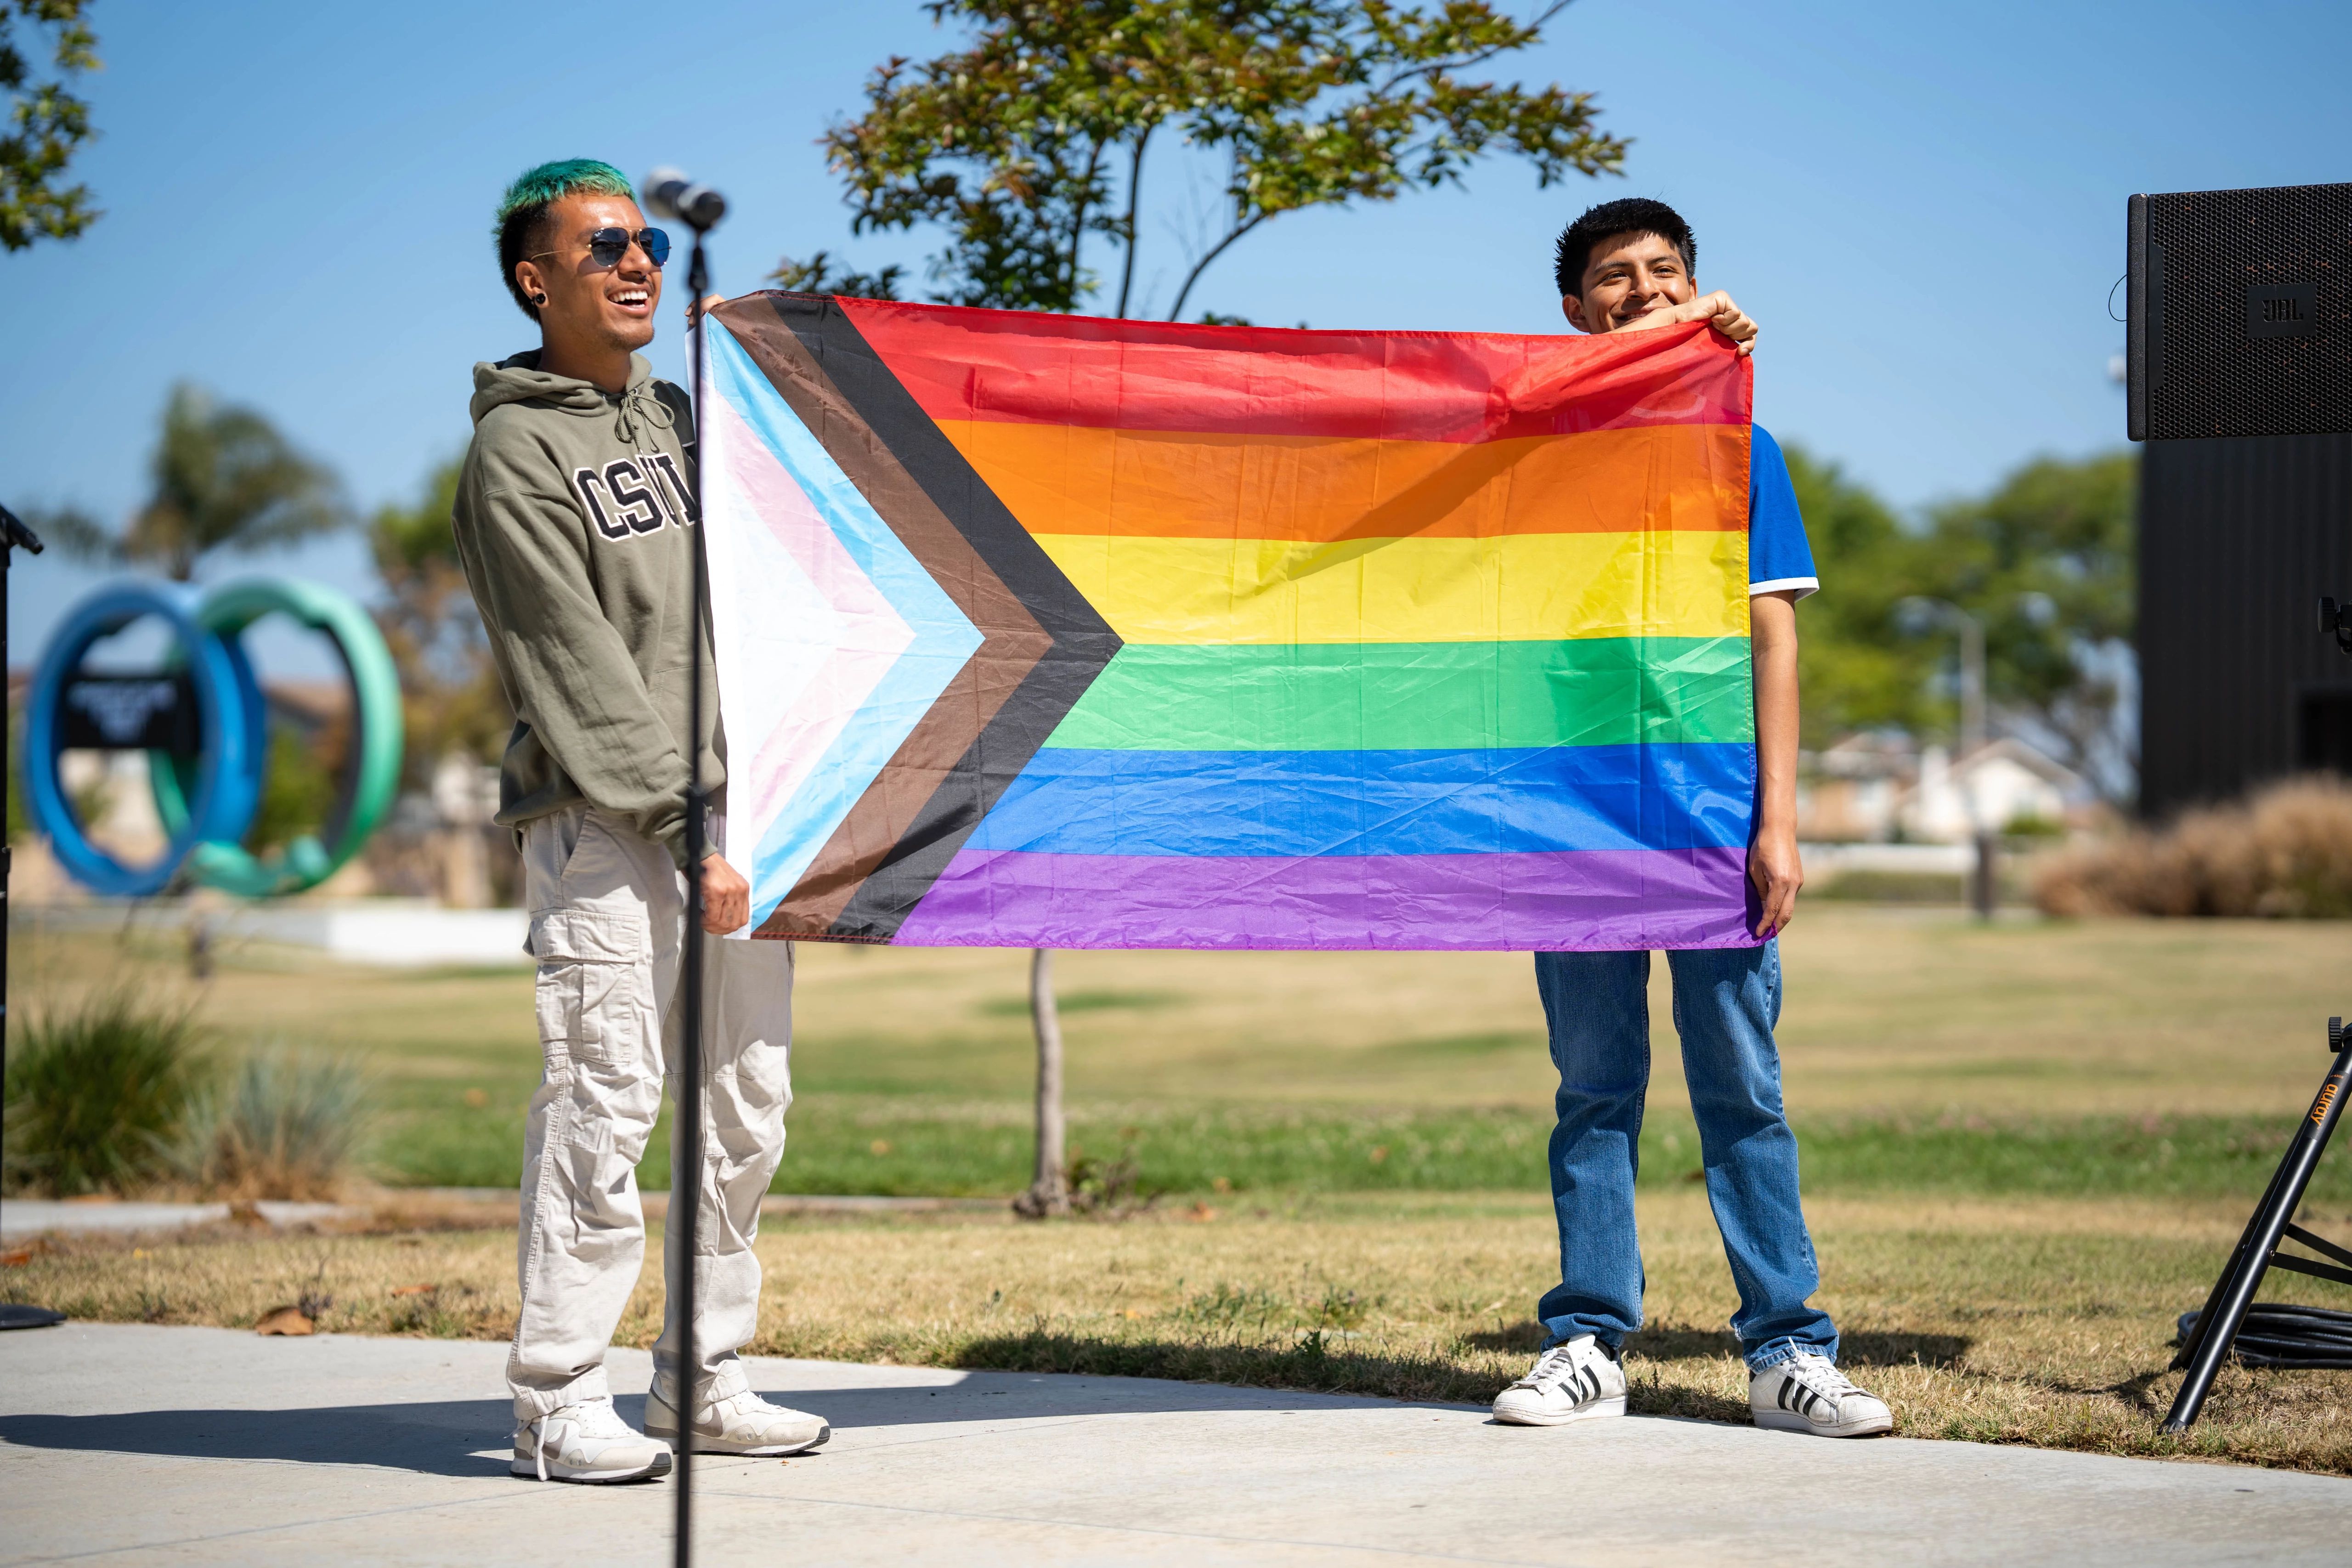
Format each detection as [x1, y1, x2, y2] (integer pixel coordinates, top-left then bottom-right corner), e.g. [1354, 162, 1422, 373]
[55, 384, 345, 579]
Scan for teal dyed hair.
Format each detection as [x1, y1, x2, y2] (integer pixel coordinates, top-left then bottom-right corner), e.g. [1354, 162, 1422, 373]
[495, 159, 636, 320]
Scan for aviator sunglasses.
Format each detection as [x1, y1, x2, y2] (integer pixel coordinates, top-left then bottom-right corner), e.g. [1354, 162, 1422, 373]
[533, 225, 671, 270]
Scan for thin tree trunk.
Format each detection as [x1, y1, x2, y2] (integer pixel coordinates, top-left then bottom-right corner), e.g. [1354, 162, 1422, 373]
[1065, 142, 1107, 312]
[1166, 209, 1266, 323]
[1114, 129, 1153, 319]
[1014, 946, 1069, 1217]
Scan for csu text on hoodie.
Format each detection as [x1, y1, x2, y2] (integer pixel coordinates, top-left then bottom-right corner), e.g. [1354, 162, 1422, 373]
[452, 349, 723, 868]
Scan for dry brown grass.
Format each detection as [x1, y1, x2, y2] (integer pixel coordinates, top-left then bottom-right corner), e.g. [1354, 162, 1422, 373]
[11, 1189, 2348, 1476]
[2035, 777, 2352, 919]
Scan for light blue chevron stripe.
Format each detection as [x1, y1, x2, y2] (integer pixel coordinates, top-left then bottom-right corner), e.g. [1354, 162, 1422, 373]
[706, 323, 981, 928]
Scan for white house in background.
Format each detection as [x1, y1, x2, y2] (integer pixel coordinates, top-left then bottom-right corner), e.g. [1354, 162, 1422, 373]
[1897, 739, 2085, 843]
[1798, 731, 2090, 844]
[1798, 733, 1918, 842]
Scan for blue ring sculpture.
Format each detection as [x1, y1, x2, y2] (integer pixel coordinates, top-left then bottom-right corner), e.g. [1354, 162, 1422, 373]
[25, 583, 262, 897]
[150, 577, 406, 896]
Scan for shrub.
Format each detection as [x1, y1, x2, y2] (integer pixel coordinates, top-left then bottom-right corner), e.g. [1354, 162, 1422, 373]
[169, 1050, 371, 1201]
[2, 996, 208, 1196]
[2034, 776, 2352, 918]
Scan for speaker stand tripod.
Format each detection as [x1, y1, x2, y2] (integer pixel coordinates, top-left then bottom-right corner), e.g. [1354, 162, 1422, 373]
[2162, 1016, 2352, 1431]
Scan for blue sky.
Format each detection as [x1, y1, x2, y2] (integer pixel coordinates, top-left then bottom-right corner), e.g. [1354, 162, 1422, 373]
[7, 0, 2349, 674]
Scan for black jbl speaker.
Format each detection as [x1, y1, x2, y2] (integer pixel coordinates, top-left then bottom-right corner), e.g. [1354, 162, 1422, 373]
[2128, 182, 2352, 441]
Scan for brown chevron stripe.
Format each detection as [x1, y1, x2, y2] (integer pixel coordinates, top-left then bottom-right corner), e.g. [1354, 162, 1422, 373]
[716, 304, 1053, 936]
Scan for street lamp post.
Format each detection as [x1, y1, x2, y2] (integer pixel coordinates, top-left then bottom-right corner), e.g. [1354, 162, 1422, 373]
[1898, 597, 1996, 920]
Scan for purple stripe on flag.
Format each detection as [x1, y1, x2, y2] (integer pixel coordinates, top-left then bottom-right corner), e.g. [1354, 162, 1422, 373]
[891, 847, 1760, 952]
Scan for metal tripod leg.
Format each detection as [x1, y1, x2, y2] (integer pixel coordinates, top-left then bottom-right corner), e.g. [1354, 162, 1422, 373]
[2161, 1019, 2351, 1432]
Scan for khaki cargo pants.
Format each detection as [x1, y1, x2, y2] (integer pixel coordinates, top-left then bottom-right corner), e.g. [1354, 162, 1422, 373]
[505, 805, 795, 1422]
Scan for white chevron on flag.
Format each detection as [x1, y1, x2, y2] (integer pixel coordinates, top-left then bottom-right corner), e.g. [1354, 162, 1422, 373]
[700, 322, 982, 930]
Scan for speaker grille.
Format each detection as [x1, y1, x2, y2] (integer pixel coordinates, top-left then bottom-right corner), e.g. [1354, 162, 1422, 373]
[2146, 182, 2352, 440]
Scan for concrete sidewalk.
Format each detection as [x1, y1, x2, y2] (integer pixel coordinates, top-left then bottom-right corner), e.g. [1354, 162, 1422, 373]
[0, 1192, 1001, 1241]
[0, 1324, 2340, 1567]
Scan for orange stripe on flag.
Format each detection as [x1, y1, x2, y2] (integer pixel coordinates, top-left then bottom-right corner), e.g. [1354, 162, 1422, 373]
[937, 422, 1750, 542]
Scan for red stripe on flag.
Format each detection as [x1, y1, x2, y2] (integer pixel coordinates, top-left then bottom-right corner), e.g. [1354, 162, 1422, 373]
[836, 298, 1751, 444]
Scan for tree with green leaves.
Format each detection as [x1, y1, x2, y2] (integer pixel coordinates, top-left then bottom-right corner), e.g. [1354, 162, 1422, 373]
[1779, 442, 1939, 747]
[769, 248, 906, 300]
[49, 383, 346, 581]
[1917, 451, 2137, 802]
[793, 2, 1628, 1216]
[1780, 442, 2139, 803]
[795, 0, 1625, 318]
[2, 0, 98, 251]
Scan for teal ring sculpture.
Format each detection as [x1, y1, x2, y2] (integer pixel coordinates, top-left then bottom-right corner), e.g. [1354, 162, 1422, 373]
[25, 576, 406, 898]
[151, 576, 406, 896]
[23, 584, 261, 898]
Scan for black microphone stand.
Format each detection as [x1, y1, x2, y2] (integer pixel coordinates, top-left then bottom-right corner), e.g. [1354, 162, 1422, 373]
[0, 504, 57, 1332]
[0, 507, 34, 1023]
[673, 226, 714, 1568]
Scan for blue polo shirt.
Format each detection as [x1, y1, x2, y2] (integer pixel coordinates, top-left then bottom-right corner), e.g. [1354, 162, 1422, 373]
[1748, 425, 1818, 599]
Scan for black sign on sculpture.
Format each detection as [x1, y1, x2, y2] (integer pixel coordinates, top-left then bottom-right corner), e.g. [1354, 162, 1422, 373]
[57, 674, 200, 753]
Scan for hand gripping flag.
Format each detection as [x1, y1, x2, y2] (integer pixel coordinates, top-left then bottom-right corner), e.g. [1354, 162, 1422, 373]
[699, 296, 1758, 951]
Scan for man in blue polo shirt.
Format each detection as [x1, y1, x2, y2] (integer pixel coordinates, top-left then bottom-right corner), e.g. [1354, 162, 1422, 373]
[1491, 198, 1893, 1438]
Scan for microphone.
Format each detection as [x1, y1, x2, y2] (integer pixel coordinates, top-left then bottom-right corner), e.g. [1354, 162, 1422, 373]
[643, 167, 727, 232]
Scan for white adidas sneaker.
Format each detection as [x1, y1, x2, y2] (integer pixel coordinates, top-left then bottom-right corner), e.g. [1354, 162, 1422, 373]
[513, 1397, 673, 1483]
[1491, 1335, 1628, 1426]
[646, 1367, 831, 1457]
[1749, 1352, 1893, 1438]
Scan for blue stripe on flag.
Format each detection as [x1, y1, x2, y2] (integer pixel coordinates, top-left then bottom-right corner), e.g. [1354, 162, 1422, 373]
[962, 743, 1756, 857]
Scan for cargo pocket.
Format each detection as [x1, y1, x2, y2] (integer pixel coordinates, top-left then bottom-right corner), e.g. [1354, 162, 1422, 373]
[531, 905, 652, 1067]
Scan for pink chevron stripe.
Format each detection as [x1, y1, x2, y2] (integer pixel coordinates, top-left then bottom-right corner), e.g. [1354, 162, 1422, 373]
[702, 388, 913, 827]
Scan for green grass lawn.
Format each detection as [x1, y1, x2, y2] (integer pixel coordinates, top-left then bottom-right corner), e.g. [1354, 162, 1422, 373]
[9, 903, 2350, 1203]
[12, 903, 2352, 1476]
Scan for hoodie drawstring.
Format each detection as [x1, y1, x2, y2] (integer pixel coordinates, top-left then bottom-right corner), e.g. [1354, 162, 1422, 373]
[613, 380, 675, 447]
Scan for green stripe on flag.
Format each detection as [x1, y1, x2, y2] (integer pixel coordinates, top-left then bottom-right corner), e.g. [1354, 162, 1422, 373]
[1046, 638, 1754, 752]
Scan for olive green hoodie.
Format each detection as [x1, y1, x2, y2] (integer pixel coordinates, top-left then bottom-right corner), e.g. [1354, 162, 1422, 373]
[452, 349, 722, 866]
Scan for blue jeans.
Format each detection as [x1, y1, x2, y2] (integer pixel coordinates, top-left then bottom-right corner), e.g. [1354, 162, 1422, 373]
[1532, 941, 1836, 1372]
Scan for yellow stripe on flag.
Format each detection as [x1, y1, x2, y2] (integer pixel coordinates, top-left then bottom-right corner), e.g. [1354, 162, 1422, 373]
[1030, 530, 1752, 645]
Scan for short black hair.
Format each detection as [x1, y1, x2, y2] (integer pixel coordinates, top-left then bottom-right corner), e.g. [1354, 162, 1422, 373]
[1552, 198, 1696, 299]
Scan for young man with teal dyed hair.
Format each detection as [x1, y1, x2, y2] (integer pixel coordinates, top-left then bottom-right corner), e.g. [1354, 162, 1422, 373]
[453, 158, 828, 1483]
[1488, 198, 1895, 1439]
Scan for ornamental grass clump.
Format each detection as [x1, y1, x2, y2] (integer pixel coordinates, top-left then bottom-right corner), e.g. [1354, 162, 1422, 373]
[2034, 777, 2352, 918]
[3, 996, 208, 1196]
[169, 1050, 371, 1202]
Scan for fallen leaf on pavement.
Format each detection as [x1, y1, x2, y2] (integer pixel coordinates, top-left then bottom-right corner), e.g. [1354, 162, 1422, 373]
[254, 1305, 314, 1336]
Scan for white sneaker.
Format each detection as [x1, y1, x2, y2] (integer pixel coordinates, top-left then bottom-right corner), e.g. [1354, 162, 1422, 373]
[1491, 1335, 1628, 1426]
[646, 1370, 831, 1456]
[513, 1397, 673, 1483]
[1750, 1352, 1893, 1437]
